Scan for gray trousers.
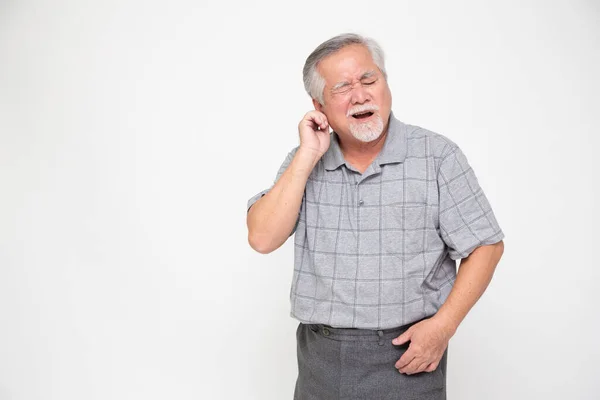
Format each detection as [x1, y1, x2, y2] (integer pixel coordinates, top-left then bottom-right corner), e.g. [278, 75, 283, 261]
[294, 322, 448, 400]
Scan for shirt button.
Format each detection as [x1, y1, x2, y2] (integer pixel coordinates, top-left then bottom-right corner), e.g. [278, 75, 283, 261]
[358, 199, 364, 206]
[323, 328, 330, 336]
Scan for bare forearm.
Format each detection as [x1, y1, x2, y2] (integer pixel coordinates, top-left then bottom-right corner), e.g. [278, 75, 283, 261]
[434, 241, 505, 334]
[247, 148, 321, 254]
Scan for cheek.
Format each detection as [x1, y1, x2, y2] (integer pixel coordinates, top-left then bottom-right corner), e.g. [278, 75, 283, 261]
[369, 82, 386, 96]
[328, 104, 349, 121]
[381, 86, 392, 105]
[327, 110, 349, 132]
[372, 86, 387, 102]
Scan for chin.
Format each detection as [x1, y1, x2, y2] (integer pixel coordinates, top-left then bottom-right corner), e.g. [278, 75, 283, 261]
[349, 114, 384, 142]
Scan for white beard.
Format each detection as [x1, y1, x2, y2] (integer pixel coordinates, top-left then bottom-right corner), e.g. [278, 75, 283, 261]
[348, 114, 384, 142]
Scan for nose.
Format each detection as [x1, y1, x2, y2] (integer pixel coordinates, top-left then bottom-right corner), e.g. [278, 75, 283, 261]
[350, 83, 370, 104]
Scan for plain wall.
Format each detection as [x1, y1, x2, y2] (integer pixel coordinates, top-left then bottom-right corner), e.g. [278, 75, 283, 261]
[1, 0, 599, 399]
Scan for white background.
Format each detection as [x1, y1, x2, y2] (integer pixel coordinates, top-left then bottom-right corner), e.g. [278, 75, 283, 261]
[1, 0, 599, 399]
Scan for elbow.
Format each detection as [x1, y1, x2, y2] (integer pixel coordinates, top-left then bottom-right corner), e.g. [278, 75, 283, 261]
[248, 232, 276, 254]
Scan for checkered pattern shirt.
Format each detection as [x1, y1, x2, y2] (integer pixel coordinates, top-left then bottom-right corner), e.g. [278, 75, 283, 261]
[247, 112, 504, 329]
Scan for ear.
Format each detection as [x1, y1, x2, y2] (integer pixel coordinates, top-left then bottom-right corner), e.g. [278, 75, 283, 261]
[312, 98, 324, 112]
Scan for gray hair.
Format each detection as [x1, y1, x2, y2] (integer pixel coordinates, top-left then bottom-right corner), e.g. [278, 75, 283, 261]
[302, 33, 388, 105]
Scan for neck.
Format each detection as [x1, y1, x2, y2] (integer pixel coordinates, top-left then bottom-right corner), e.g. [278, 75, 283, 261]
[339, 129, 388, 162]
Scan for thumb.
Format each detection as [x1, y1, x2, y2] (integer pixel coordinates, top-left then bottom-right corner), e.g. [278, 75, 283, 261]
[393, 329, 412, 345]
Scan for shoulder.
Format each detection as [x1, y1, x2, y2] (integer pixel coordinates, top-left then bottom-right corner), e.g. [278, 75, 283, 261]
[403, 122, 461, 159]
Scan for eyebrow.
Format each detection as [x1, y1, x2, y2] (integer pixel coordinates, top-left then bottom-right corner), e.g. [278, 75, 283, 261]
[331, 70, 378, 91]
[360, 70, 377, 80]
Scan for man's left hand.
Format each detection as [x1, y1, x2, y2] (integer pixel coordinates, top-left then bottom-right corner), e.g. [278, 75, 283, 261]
[393, 316, 456, 375]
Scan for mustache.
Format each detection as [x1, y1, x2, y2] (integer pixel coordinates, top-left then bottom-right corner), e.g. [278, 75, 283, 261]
[346, 104, 379, 118]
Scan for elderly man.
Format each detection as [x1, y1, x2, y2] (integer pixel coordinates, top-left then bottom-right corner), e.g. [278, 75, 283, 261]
[246, 33, 504, 400]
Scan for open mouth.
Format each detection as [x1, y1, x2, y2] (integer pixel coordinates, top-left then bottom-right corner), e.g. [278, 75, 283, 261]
[352, 111, 374, 119]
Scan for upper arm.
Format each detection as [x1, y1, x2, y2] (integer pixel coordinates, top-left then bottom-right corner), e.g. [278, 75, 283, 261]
[437, 145, 505, 260]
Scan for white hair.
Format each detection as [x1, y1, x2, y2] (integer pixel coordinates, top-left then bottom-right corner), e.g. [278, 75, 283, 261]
[302, 33, 388, 106]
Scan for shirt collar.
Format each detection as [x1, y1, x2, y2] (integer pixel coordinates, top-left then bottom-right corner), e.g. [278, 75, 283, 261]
[323, 111, 408, 171]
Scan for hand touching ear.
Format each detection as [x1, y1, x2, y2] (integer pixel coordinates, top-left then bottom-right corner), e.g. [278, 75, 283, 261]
[298, 110, 330, 157]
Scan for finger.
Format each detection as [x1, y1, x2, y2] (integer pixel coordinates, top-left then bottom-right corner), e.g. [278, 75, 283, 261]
[399, 358, 422, 375]
[415, 360, 430, 374]
[425, 361, 439, 373]
[317, 123, 329, 132]
[393, 328, 412, 346]
[309, 117, 327, 131]
[308, 111, 328, 128]
[395, 349, 416, 369]
[300, 111, 325, 130]
[314, 116, 329, 131]
[307, 111, 326, 122]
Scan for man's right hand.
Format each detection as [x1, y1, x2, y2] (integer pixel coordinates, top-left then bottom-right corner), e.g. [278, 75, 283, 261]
[247, 111, 330, 254]
[298, 111, 331, 157]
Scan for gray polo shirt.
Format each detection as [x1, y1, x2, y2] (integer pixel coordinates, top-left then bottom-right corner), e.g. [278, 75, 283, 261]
[247, 112, 504, 329]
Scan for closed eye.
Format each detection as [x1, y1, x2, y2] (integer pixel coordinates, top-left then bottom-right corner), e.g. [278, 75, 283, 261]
[332, 86, 352, 95]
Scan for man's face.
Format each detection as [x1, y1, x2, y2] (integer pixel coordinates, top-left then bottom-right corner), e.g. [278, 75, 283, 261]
[314, 44, 392, 143]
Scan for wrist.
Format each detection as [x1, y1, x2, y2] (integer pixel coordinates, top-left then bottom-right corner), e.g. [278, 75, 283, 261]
[432, 311, 460, 337]
[297, 146, 323, 166]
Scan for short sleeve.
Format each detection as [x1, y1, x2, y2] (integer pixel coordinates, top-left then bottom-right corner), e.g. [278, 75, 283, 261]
[246, 147, 301, 235]
[437, 145, 504, 260]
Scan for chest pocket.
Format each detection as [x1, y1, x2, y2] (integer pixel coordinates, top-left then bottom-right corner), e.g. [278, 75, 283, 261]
[384, 203, 429, 260]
